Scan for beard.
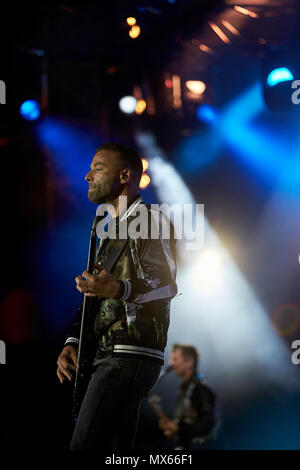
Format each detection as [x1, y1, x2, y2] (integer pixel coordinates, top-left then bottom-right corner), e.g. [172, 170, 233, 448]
[88, 186, 109, 203]
[87, 181, 121, 204]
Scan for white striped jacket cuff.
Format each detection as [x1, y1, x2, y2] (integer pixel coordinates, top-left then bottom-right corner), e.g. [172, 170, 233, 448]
[117, 280, 132, 301]
[64, 337, 79, 346]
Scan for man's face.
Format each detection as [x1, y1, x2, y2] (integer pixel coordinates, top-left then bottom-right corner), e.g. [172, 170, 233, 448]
[169, 349, 193, 377]
[85, 150, 124, 204]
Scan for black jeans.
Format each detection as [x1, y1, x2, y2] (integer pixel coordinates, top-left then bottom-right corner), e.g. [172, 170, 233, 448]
[70, 356, 161, 451]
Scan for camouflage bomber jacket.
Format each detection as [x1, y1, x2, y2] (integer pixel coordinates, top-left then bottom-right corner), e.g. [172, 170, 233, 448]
[64, 194, 178, 365]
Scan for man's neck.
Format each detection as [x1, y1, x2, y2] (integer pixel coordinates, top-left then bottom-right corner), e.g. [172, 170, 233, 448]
[181, 369, 194, 383]
[107, 192, 140, 218]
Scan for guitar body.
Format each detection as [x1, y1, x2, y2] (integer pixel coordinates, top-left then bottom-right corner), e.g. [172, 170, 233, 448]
[72, 328, 97, 420]
[148, 394, 210, 450]
[72, 353, 94, 421]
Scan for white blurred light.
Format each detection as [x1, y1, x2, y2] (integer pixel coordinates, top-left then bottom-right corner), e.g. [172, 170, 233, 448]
[192, 249, 223, 293]
[185, 80, 206, 95]
[119, 96, 137, 114]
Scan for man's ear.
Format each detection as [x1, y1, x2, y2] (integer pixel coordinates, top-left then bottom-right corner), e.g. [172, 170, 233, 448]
[120, 168, 131, 183]
[186, 358, 194, 371]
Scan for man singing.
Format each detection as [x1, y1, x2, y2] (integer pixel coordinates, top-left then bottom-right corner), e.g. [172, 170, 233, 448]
[159, 344, 218, 449]
[56, 143, 178, 450]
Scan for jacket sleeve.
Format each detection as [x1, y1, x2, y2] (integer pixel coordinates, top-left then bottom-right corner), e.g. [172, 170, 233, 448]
[177, 385, 216, 441]
[118, 209, 178, 304]
[63, 304, 83, 348]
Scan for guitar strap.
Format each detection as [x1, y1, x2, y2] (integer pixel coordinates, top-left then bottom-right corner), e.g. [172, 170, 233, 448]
[101, 237, 129, 273]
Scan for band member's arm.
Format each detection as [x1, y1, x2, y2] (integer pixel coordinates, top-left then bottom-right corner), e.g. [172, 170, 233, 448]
[176, 386, 216, 441]
[67, 210, 177, 340]
[57, 305, 82, 383]
[63, 304, 83, 348]
[117, 211, 178, 303]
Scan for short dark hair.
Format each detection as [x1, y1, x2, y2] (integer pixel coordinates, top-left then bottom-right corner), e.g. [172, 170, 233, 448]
[95, 142, 143, 186]
[172, 343, 199, 372]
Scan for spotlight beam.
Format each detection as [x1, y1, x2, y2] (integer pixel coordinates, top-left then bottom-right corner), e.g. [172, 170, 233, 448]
[134, 130, 299, 400]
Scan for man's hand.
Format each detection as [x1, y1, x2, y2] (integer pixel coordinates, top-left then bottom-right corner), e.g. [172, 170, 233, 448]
[158, 417, 179, 441]
[158, 416, 170, 430]
[56, 345, 78, 384]
[75, 264, 121, 298]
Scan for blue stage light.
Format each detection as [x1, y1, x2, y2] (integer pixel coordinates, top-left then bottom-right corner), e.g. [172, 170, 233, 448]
[19, 100, 41, 121]
[196, 104, 217, 123]
[267, 67, 294, 87]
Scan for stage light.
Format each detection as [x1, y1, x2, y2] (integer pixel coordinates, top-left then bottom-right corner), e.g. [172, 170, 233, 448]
[185, 80, 206, 95]
[127, 17, 136, 26]
[164, 79, 173, 89]
[234, 6, 258, 18]
[267, 67, 294, 87]
[129, 25, 141, 39]
[221, 82, 294, 183]
[221, 20, 240, 36]
[119, 96, 137, 114]
[209, 22, 230, 44]
[192, 249, 223, 293]
[139, 173, 150, 189]
[141, 158, 149, 172]
[199, 44, 213, 54]
[172, 74, 182, 108]
[135, 99, 147, 114]
[19, 100, 41, 121]
[196, 104, 217, 123]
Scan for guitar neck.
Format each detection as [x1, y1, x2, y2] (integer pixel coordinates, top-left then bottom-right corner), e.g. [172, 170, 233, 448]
[148, 397, 167, 420]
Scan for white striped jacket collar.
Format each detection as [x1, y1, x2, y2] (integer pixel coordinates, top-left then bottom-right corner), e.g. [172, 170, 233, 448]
[119, 194, 143, 222]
